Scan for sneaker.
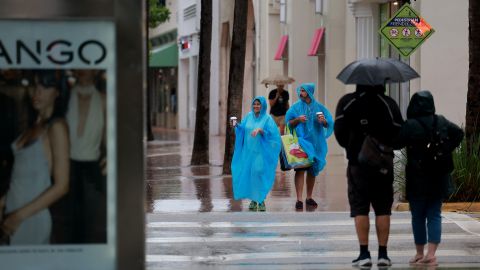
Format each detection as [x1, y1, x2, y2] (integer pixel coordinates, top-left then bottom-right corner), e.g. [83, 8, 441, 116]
[352, 252, 372, 267]
[295, 200, 303, 210]
[305, 198, 318, 208]
[377, 256, 392, 267]
[258, 202, 266, 211]
[248, 201, 257, 211]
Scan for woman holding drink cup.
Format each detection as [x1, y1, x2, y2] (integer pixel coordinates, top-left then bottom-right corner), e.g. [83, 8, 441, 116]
[285, 83, 334, 210]
[230, 96, 281, 211]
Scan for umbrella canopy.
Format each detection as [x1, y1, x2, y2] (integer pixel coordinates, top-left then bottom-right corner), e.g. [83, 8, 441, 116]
[261, 74, 295, 87]
[336, 57, 420, 86]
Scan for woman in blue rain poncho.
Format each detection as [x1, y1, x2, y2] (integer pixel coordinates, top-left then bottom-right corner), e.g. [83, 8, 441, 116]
[285, 83, 334, 210]
[231, 96, 281, 211]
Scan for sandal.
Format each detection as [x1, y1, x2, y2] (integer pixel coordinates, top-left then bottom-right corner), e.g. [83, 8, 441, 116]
[416, 256, 438, 266]
[295, 200, 303, 210]
[258, 202, 266, 212]
[409, 255, 424, 264]
[305, 198, 318, 208]
[248, 201, 257, 211]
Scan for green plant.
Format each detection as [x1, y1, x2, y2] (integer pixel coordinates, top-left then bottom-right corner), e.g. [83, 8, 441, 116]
[450, 133, 480, 202]
[394, 148, 407, 201]
[149, 0, 171, 28]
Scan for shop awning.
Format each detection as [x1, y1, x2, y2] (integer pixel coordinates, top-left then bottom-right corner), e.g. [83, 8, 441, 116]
[274, 35, 288, 60]
[308, 28, 325, 56]
[149, 42, 178, 67]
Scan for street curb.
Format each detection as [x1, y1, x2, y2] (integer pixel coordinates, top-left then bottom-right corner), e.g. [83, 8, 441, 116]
[395, 202, 480, 212]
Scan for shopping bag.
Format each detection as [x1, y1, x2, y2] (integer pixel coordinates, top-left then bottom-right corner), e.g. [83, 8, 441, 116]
[280, 126, 313, 169]
[279, 148, 291, 171]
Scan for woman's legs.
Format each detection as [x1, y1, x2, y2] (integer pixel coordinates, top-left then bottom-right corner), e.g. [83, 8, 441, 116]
[424, 199, 442, 260]
[409, 199, 427, 262]
[295, 171, 305, 201]
[306, 171, 316, 199]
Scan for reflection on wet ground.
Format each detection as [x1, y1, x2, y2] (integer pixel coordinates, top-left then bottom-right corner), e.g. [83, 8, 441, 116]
[146, 128, 350, 213]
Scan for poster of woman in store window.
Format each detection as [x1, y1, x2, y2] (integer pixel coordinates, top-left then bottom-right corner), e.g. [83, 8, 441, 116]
[0, 20, 115, 270]
[0, 68, 107, 245]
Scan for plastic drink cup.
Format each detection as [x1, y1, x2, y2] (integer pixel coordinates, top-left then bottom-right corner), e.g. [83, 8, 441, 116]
[230, 116, 237, 127]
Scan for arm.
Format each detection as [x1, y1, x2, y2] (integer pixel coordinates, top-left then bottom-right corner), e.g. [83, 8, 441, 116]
[446, 118, 464, 151]
[100, 93, 107, 176]
[388, 99, 405, 149]
[251, 128, 264, 137]
[268, 90, 278, 108]
[392, 121, 410, 150]
[320, 106, 334, 138]
[289, 117, 303, 128]
[1, 121, 70, 235]
[333, 96, 350, 148]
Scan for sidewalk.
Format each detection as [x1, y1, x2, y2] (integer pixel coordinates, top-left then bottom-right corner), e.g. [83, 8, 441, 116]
[147, 128, 349, 213]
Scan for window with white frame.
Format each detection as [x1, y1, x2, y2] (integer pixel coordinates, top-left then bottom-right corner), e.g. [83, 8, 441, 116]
[280, 0, 286, 23]
[316, 0, 323, 14]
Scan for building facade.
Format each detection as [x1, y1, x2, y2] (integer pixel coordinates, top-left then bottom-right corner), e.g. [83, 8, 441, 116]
[153, 0, 469, 158]
[148, 0, 179, 129]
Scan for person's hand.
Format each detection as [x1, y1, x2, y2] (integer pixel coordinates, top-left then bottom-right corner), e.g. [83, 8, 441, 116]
[298, 115, 307, 123]
[317, 114, 327, 126]
[251, 128, 263, 137]
[1, 211, 24, 236]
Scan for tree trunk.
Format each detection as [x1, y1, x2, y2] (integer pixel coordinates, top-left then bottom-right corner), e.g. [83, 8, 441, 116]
[467, 0, 480, 150]
[191, 0, 212, 165]
[146, 2, 154, 142]
[222, 0, 248, 174]
[146, 70, 155, 141]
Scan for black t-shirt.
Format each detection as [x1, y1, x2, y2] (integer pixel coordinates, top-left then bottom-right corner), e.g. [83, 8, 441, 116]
[268, 89, 289, 116]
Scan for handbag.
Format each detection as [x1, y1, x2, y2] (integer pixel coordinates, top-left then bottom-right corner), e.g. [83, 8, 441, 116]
[358, 135, 393, 175]
[280, 125, 313, 169]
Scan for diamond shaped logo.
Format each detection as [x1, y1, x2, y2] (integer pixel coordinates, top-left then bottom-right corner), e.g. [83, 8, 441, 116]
[379, 3, 435, 57]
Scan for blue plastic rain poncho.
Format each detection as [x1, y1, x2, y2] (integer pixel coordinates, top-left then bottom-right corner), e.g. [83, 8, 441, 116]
[285, 83, 334, 176]
[231, 96, 281, 203]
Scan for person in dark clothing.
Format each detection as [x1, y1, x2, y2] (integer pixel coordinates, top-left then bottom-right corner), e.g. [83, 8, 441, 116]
[268, 84, 289, 135]
[395, 90, 463, 266]
[334, 84, 404, 267]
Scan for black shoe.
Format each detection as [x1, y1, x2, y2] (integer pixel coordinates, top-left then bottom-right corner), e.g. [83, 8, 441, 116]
[352, 251, 372, 267]
[295, 200, 303, 210]
[305, 198, 318, 208]
[377, 255, 392, 267]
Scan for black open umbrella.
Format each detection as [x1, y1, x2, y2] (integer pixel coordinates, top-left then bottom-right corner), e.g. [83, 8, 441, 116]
[336, 57, 420, 86]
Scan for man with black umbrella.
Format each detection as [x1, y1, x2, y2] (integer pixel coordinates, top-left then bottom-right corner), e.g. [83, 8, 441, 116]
[335, 84, 403, 267]
[334, 58, 418, 267]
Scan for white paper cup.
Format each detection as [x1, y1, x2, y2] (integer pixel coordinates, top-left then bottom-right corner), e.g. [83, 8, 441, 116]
[230, 116, 237, 127]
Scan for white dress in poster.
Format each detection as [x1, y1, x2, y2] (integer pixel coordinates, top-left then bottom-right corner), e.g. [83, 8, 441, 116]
[0, 20, 115, 270]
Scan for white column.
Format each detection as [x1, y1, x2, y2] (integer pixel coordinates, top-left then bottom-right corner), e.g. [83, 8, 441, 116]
[188, 56, 197, 130]
[210, 0, 220, 135]
[178, 59, 189, 130]
[348, 2, 378, 59]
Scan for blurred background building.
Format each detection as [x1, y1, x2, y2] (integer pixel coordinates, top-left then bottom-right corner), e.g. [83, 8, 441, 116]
[149, 0, 468, 155]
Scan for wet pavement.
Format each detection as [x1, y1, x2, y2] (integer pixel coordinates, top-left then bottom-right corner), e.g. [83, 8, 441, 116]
[146, 128, 349, 213]
[146, 128, 480, 270]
